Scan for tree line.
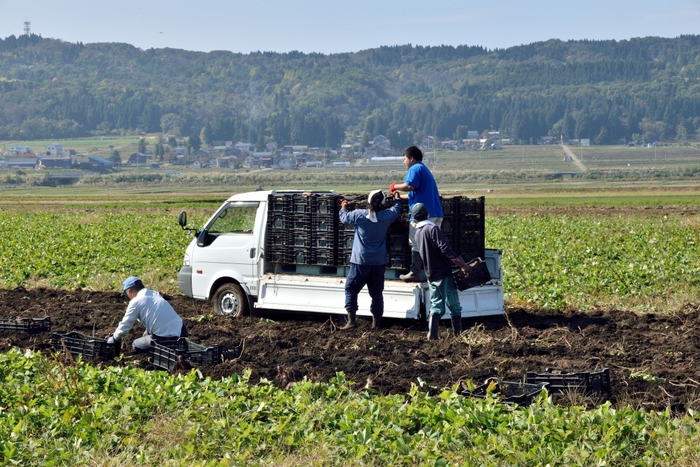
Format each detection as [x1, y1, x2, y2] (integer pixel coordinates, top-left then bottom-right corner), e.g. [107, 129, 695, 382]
[0, 34, 699, 146]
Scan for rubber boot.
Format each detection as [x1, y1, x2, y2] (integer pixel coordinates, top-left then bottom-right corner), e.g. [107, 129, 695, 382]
[451, 317, 462, 337]
[340, 310, 357, 330]
[400, 251, 423, 282]
[372, 315, 381, 329]
[427, 313, 440, 340]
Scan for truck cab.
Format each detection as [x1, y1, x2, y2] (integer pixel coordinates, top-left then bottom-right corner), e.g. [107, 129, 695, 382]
[178, 190, 503, 321]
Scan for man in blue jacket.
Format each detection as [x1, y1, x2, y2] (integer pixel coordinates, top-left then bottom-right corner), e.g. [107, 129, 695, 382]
[339, 189, 402, 329]
[390, 145, 443, 282]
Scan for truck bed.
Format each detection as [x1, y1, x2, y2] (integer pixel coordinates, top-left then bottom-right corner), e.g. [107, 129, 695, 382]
[255, 273, 503, 320]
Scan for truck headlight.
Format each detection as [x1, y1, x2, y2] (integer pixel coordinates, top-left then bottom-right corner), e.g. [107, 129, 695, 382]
[183, 253, 190, 267]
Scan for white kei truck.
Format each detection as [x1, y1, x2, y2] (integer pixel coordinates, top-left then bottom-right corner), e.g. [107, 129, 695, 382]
[177, 190, 504, 321]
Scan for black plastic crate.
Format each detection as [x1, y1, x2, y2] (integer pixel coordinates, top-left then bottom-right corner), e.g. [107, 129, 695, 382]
[292, 234, 312, 248]
[456, 196, 485, 216]
[311, 249, 336, 266]
[440, 216, 455, 235]
[455, 232, 485, 259]
[312, 216, 336, 232]
[267, 212, 289, 230]
[266, 248, 290, 264]
[313, 233, 337, 249]
[452, 257, 491, 291]
[267, 229, 288, 247]
[337, 249, 353, 266]
[388, 233, 409, 253]
[290, 194, 312, 213]
[311, 194, 337, 215]
[290, 217, 312, 231]
[338, 231, 355, 249]
[269, 195, 292, 212]
[461, 377, 548, 405]
[151, 338, 221, 371]
[441, 196, 457, 216]
[525, 368, 611, 397]
[456, 213, 485, 232]
[388, 255, 411, 270]
[289, 249, 310, 265]
[0, 316, 51, 334]
[51, 331, 117, 359]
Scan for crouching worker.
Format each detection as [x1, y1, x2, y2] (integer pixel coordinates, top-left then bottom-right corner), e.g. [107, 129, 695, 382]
[107, 276, 188, 352]
[412, 203, 470, 340]
[339, 189, 402, 329]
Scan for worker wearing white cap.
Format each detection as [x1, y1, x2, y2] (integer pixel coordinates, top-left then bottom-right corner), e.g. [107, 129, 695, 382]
[338, 189, 402, 329]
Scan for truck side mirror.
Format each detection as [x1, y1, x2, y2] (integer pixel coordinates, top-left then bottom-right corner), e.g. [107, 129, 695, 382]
[178, 211, 187, 228]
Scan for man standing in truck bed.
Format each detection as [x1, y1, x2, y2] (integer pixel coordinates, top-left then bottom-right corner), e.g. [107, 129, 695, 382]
[339, 189, 402, 329]
[390, 145, 443, 282]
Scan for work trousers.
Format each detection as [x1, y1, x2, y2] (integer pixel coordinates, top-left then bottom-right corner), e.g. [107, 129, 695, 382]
[427, 276, 462, 319]
[345, 263, 386, 319]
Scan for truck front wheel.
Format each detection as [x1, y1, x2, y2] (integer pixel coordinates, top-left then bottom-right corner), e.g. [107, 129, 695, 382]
[213, 283, 249, 317]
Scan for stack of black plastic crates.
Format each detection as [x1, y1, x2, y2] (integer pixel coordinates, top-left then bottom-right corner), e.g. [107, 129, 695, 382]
[443, 196, 485, 262]
[265, 193, 484, 271]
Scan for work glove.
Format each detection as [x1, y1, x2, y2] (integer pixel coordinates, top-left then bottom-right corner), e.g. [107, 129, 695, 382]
[107, 335, 116, 344]
[389, 182, 397, 193]
[341, 199, 349, 210]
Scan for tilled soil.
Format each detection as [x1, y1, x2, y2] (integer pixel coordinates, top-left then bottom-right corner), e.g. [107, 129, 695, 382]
[2, 287, 700, 412]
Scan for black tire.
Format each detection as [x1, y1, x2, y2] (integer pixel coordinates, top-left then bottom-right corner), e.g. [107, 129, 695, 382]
[212, 283, 249, 317]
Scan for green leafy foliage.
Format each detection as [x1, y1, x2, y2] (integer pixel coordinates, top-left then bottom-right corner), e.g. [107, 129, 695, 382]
[1, 349, 699, 465]
[488, 213, 700, 310]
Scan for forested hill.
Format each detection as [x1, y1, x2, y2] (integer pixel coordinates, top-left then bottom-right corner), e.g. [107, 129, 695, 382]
[1, 34, 699, 147]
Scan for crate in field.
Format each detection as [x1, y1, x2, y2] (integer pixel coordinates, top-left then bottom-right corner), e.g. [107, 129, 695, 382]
[0, 316, 51, 334]
[525, 368, 611, 397]
[51, 331, 117, 359]
[461, 377, 548, 405]
[151, 338, 221, 371]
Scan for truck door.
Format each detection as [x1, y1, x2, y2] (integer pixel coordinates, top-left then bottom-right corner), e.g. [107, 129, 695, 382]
[191, 201, 262, 298]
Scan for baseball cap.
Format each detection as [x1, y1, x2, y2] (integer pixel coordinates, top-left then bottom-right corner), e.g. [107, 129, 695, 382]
[121, 276, 143, 296]
[411, 203, 428, 219]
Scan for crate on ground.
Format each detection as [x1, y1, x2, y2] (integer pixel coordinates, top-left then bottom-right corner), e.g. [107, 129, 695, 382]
[461, 377, 548, 405]
[51, 331, 117, 359]
[525, 368, 611, 397]
[151, 337, 221, 371]
[0, 316, 51, 334]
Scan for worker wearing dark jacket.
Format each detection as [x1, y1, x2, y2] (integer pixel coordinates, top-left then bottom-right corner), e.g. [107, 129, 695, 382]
[412, 203, 469, 340]
[338, 189, 402, 329]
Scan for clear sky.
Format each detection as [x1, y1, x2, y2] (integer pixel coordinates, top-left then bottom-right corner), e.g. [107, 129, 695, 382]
[1, 0, 699, 54]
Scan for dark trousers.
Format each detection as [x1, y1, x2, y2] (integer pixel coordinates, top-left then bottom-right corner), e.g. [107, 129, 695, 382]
[345, 263, 386, 319]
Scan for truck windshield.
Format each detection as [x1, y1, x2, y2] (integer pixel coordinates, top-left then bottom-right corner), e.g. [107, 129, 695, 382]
[208, 203, 258, 234]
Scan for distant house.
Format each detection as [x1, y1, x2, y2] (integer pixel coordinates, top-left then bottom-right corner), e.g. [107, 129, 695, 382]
[46, 144, 63, 156]
[127, 152, 151, 166]
[9, 146, 31, 156]
[235, 142, 255, 153]
[277, 157, 294, 169]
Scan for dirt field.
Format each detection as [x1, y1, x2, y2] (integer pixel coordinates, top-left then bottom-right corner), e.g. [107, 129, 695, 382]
[2, 287, 699, 412]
